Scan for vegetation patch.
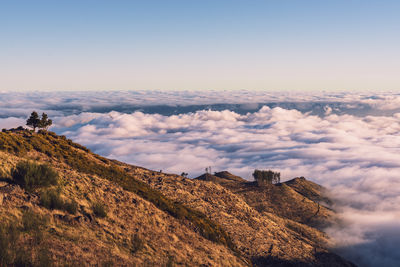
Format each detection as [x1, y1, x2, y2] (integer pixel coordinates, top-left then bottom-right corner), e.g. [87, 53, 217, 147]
[11, 160, 58, 191]
[40, 188, 78, 214]
[0, 130, 239, 254]
[0, 221, 19, 266]
[92, 201, 108, 218]
[0, 210, 52, 266]
[22, 209, 48, 233]
[63, 199, 79, 214]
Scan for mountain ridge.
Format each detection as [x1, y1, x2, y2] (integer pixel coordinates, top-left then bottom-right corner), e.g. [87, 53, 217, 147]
[0, 129, 355, 266]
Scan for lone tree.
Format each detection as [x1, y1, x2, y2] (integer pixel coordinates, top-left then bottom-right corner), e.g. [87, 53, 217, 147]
[252, 169, 281, 186]
[26, 111, 40, 131]
[26, 111, 52, 131]
[39, 112, 52, 130]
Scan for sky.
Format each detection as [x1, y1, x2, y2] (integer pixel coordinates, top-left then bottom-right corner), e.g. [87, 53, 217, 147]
[1, 0, 400, 91]
[2, 2, 400, 264]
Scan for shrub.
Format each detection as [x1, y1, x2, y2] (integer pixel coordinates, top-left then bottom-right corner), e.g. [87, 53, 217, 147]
[92, 202, 107, 218]
[130, 234, 144, 253]
[63, 199, 78, 214]
[40, 189, 78, 214]
[40, 188, 64, 210]
[12, 161, 58, 191]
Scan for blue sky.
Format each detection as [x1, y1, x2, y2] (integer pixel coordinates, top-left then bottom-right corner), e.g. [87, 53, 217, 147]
[1, 0, 400, 91]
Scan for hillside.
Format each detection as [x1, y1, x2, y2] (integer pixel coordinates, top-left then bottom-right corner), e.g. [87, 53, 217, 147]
[0, 129, 354, 266]
[195, 173, 334, 228]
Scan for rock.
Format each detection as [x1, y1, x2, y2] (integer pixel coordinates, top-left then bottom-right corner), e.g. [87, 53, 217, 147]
[73, 216, 87, 224]
[54, 214, 74, 224]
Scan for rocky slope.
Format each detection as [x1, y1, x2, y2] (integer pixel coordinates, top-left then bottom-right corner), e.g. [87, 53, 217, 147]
[0, 129, 354, 266]
[195, 172, 334, 228]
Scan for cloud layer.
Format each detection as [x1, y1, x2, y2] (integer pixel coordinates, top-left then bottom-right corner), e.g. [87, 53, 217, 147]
[3, 90, 400, 118]
[1, 90, 400, 266]
[50, 106, 400, 266]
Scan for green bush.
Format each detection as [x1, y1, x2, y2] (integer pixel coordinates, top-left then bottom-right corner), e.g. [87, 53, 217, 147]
[40, 188, 64, 210]
[63, 199, 78, 214]
[92, 202, 107, 218]
[40, 189, 78, 214]
[12, 161, 58, 191]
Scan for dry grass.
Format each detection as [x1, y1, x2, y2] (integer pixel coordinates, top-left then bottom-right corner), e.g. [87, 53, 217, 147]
[0, 130, 353, 266]
[0, 131, 246, 266]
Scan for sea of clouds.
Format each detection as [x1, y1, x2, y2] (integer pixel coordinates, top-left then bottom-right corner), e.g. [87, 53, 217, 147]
[1, 90, 400, 266]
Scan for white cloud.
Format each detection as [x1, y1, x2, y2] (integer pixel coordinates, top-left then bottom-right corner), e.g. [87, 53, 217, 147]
[3, 90, 400, 119]
[1, 90, 400, 266]
[51, 106, 400, 266]
[0, 117, 26, 129]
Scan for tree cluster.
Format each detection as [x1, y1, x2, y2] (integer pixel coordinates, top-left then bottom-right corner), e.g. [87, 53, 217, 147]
[252, 169, 281, 186]
[26, 111, 52, 132]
